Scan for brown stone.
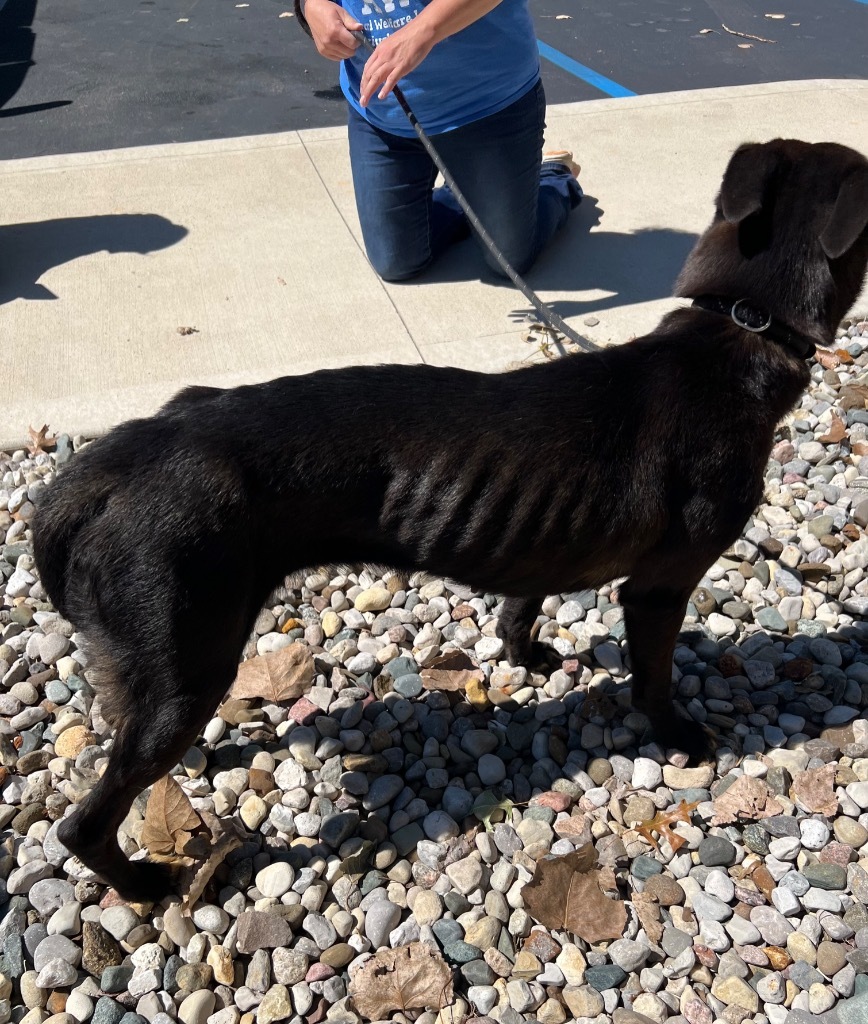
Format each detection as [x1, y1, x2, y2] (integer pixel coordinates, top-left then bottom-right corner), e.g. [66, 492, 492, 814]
[46, 992, 68, 1015]
[248, 768, 275, 795]
[523, 930, 562, 963]
[752, 865, 776, 901]
[764, 946, 791, 971]
[81, 922, 122, 977]
[644, 873, 684, 907]
[235, 912, 293, 954]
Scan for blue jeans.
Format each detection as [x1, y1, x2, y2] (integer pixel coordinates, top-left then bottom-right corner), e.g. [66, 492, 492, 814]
[347, 79, 582, 282]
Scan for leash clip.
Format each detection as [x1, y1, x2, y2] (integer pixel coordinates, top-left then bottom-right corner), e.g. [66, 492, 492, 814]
[731, 298, 772, 334]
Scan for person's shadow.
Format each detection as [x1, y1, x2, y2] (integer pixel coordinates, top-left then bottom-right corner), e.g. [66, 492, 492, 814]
[0, 0, 71, 119]
[416, 195, 700, 319]
[0, 214, 189, 305]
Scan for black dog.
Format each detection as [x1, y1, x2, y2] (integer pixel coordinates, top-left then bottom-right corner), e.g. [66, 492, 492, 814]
[33, 139, 868, 900]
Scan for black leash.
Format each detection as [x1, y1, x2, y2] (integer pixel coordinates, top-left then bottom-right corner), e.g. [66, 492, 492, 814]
[293, 2, 599, 354]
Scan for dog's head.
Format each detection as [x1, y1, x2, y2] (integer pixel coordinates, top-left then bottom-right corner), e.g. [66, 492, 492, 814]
[676, 139, 868, 346]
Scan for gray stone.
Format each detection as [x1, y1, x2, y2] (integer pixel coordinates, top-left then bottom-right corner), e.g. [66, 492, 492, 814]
[364, 900, 401, 950]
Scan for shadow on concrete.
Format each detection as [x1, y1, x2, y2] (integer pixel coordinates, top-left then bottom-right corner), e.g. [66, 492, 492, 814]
[407, 195, 700, 317]
[0, 0, 71, 118]
[0, 214, 189, 305]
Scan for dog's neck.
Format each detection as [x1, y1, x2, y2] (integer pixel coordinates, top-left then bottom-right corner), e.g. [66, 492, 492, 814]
[690, 295, 816, 359]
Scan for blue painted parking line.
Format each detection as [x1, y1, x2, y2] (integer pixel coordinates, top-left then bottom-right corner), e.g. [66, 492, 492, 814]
[537, 41, 638, 99]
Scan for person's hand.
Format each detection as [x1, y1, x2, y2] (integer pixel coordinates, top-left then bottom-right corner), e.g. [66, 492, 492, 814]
[304, 0, 363, 60]
[359, 19, 436, 105]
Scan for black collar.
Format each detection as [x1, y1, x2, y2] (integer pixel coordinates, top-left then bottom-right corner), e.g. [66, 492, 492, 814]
[691, 295, 816, 360]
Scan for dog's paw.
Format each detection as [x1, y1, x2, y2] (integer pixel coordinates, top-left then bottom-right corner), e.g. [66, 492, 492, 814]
[114, 860, 177, 903]
[650, 717, 717, 766]
[505, 640, 563, 673]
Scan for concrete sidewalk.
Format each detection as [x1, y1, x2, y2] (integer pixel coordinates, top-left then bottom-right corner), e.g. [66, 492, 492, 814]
[2, 78, 867, 450]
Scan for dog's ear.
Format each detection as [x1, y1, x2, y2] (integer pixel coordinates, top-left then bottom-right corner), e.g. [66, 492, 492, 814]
[719, 143, 781, 223]
[820, 164, 868, 260]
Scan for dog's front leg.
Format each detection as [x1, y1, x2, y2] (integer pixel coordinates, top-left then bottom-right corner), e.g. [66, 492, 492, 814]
[620, 579, 716, 764]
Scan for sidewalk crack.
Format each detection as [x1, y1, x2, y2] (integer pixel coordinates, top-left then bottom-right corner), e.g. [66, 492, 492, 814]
[298, 135, 426, 364]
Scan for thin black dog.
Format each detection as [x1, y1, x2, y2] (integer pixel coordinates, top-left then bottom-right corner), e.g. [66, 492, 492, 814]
[33, 139, 868, 900]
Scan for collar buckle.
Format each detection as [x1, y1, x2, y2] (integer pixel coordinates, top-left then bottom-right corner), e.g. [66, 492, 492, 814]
[731, 298, 772, 334]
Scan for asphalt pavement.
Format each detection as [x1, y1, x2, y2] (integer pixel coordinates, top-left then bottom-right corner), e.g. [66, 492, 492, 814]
[1, 0, 865, 159]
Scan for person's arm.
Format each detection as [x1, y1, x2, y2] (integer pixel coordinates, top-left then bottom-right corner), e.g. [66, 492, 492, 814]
[359, 0, 506, 106]
[304, 0, 363, 60]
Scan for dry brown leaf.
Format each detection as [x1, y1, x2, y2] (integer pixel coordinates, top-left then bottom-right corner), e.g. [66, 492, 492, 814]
[176, 326, 199, 336]
[421, 650, 483, 691]
[521, 846, 627, 943]
[28, 424, 57, 455]
[816, 349, 841, 370]
[839, 382, 868, 409]
[632, 891, 664, 945]
[818, 413, 847, 444]
[231, 643, 315, 702]
[182, 811, 244, 913]
[791, 764, 838, 816]
[854, 441, 868, 457]
[635, 800, 700, 852]
[348, 943, 453, 1018]
[838, 348, 855, 364]
[711, 775, 783, 826]
[142, 776, 201, 858]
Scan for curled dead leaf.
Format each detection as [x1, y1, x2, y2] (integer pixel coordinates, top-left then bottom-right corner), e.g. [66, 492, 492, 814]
[711, 775, 782, 827]
[635, 800, 700, 852]
[521, 846, 627, 943]
[182, 811, 244, 912]
[231, 643, 315, 702]
[817, 413, 847, 444]
[791, 764, 838, 816]
[632, 891, 664, 945]
[28, 424, 57, 455]
[142, 776, 202, 858]
[348, 943, 453, 1019]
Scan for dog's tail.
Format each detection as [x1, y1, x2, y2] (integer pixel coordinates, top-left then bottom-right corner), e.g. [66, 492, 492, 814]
[32, 462, 114, 621]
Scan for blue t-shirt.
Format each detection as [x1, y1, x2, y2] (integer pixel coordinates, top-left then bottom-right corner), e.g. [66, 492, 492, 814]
[338, 0, 540, 136]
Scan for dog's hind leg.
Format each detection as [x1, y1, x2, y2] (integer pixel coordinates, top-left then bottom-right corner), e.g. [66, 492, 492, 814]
[620, 575, 716, 764]
[57, 663, 235, 902]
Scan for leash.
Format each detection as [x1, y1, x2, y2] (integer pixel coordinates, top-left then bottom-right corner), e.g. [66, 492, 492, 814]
[293, 2, 600, 354]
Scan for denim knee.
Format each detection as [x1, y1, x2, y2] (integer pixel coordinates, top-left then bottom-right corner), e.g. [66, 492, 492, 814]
[368, 248, 434, 282]
[482, 245, 535, 279]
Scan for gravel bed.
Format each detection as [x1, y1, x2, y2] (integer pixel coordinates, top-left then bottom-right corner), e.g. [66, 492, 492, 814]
[3, 318, 868, 1024]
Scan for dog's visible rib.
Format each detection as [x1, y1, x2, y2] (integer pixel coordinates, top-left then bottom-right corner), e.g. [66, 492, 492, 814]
[33, 139, 868, 900]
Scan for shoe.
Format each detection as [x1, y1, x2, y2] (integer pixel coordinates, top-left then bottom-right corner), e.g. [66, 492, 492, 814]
[542, 149, 581, 177]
